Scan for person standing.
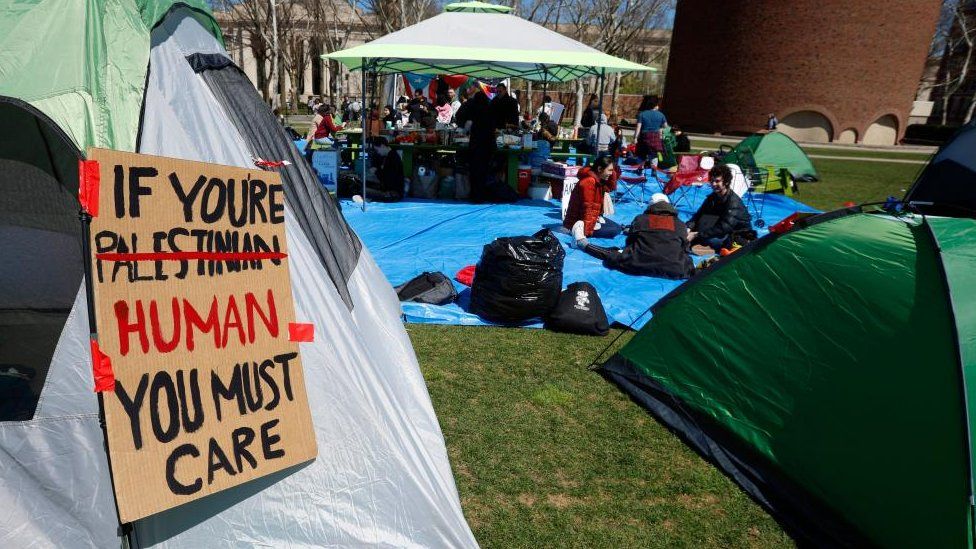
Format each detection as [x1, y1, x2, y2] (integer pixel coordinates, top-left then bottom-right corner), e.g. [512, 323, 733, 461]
[489, 82, 520, 130]
[456, 88, 495, 203]
[448, 87, 461, 121]
[767, 113, 779, 131]
[634, 95, 668, 164]
[579, 93, 599, 136]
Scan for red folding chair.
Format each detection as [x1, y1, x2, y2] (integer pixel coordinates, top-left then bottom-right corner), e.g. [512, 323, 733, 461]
[665, 154, 712, 208]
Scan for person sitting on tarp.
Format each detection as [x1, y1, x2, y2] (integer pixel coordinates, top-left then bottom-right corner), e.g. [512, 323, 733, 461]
[343, 136, 405, 203]
[687, 164, 755, 251]
[564, 155, 621, 247]
[583, 193, 695, 279]
[582, 193, 695, 279]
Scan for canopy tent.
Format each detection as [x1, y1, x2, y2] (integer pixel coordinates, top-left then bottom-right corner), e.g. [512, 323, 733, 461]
[0, 1, 475, 547]
[325, 1, 655, 82]
[325, 0, 654, 208]
[599, 209, 976, 546]
[723, 132, 819, 181]
[905, 121, 976, 217]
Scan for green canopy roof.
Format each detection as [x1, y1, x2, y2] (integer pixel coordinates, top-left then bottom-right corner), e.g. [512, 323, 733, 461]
[444, 1, 512, 13]
[324, 5, 654, 81]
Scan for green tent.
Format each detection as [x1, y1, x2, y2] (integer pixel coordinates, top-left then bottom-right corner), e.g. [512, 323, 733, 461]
[724, 132, 819, 181]
[600, 210, 976, 546]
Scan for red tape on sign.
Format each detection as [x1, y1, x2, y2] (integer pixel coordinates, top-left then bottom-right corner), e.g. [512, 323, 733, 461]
[78, 159, 101, 217]
[288, 322, 314, 342]
[90, 339, 115, 392]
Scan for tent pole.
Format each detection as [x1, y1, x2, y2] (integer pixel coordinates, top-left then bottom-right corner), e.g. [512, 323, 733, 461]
[361, 60, 368, 212]
[596, 68, 606, 156]
[79, 205, 135, 548]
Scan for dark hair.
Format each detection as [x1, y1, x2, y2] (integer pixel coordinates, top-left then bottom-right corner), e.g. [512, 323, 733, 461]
[587, 93, 598, 105]
[709, 164, 733, 184]
[371, 136, 390, 147]
[592, 154, 615, 173]
[316, 104, 331, 116]
[543, 94, 552, 103]
[496, 82, 507, 90]
[638, 94, 659, 112]
[538, 112, 550, 123]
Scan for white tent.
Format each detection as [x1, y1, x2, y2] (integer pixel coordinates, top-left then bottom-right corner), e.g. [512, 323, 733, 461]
[0, 2, 475, 547]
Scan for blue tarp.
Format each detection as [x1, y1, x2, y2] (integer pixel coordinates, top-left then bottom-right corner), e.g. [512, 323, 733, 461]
[341, 186, 818, 330]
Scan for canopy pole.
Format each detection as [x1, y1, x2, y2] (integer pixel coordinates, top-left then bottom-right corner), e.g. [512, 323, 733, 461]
[361, 59, 369, 212]
[596, 68, 606, 156]
[542, 67, 548, 105]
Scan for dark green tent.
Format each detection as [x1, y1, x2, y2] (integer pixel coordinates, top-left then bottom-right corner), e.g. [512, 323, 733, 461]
[600, 210, 976, 546]
[724, 132, 819, 181]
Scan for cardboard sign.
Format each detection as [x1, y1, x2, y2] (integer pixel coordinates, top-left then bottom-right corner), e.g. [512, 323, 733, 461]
[85, 148, 317, 523]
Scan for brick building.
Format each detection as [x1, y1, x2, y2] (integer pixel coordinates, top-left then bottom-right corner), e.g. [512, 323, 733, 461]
[662, 0, 943, 145]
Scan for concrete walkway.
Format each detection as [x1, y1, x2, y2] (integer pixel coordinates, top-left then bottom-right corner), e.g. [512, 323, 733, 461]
[807, 154, 929, 165]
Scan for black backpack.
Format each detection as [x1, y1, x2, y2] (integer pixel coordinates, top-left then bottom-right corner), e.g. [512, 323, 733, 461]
[544, 282, 610, 336]
[395, 272, 457, 305]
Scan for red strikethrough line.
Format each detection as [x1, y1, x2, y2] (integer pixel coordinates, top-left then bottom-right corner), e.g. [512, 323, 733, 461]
[95, 251, 287, 262]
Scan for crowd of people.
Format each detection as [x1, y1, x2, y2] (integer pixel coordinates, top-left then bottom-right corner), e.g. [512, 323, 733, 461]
[303, 85, 756, 278]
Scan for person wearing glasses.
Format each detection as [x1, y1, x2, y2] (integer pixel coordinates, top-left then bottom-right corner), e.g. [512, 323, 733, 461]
[686, 164, 754, 252]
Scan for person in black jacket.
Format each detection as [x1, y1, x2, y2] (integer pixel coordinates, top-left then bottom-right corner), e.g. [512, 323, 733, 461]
[489, 82, 520, 130]
[687, 164, 755, 251]
[348, 136, 404, 202]
[583, 193, 695, 279]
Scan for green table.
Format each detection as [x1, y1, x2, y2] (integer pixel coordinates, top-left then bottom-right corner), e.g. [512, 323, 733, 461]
[391, 143, 531, 191]
[549, 151, 594, 166]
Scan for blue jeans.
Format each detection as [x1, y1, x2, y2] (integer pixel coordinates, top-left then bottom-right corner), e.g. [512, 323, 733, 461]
[591, 218, 622, 239]
[697, 236, 730, 252]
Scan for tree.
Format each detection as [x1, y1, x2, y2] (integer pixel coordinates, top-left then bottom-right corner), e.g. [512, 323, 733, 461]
[557, 0, 674, 127]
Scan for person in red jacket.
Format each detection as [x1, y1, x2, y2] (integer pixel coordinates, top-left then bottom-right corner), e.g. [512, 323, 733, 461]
[306, 104, 343, 144]
[563, 155, 621, 247]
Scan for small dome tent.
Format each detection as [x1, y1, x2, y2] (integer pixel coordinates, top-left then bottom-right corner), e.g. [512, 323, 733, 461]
[600, 209, 976, 546]
[906, 121, 976, 218]
[723, 132, 819, 182]
[0, 2, 476, 547]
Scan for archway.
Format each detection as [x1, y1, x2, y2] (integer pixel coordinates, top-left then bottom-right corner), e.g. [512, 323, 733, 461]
[778, 111, 833, 143]
[836, 128, 858, 144]
[863, 114, 899, 146]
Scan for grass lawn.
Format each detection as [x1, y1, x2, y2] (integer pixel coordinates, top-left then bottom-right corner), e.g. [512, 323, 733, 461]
[405, 149, 923, 547]
[689, 138, 934, 162]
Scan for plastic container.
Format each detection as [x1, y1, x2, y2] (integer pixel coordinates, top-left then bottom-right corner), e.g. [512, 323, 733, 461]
[517, 165, 532, 197]
[527, 183, 550, 200]
[567, 146, 577, 166]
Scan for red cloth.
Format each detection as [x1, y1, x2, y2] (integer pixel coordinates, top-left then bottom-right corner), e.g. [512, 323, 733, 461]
[313, 114, 343, 139]
[642, 130, 664, 153]
[665, 154, 709, 194]
[563, 166, 618, 236]
[455, 265, 476, 286]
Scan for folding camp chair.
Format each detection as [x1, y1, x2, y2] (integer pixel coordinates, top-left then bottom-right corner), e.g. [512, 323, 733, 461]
[733, 147, 771, 227]
[615, 160, 649, 204]
[665, 154, 711, 208]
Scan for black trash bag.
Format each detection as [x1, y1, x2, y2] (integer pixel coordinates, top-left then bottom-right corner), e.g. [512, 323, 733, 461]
[395, 272, 457, 305]
[544, 281, 610, 336]
[470, 229, 565, 323]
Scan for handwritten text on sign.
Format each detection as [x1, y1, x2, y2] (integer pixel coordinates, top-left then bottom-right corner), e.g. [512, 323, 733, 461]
[87, 148, 317, 523]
